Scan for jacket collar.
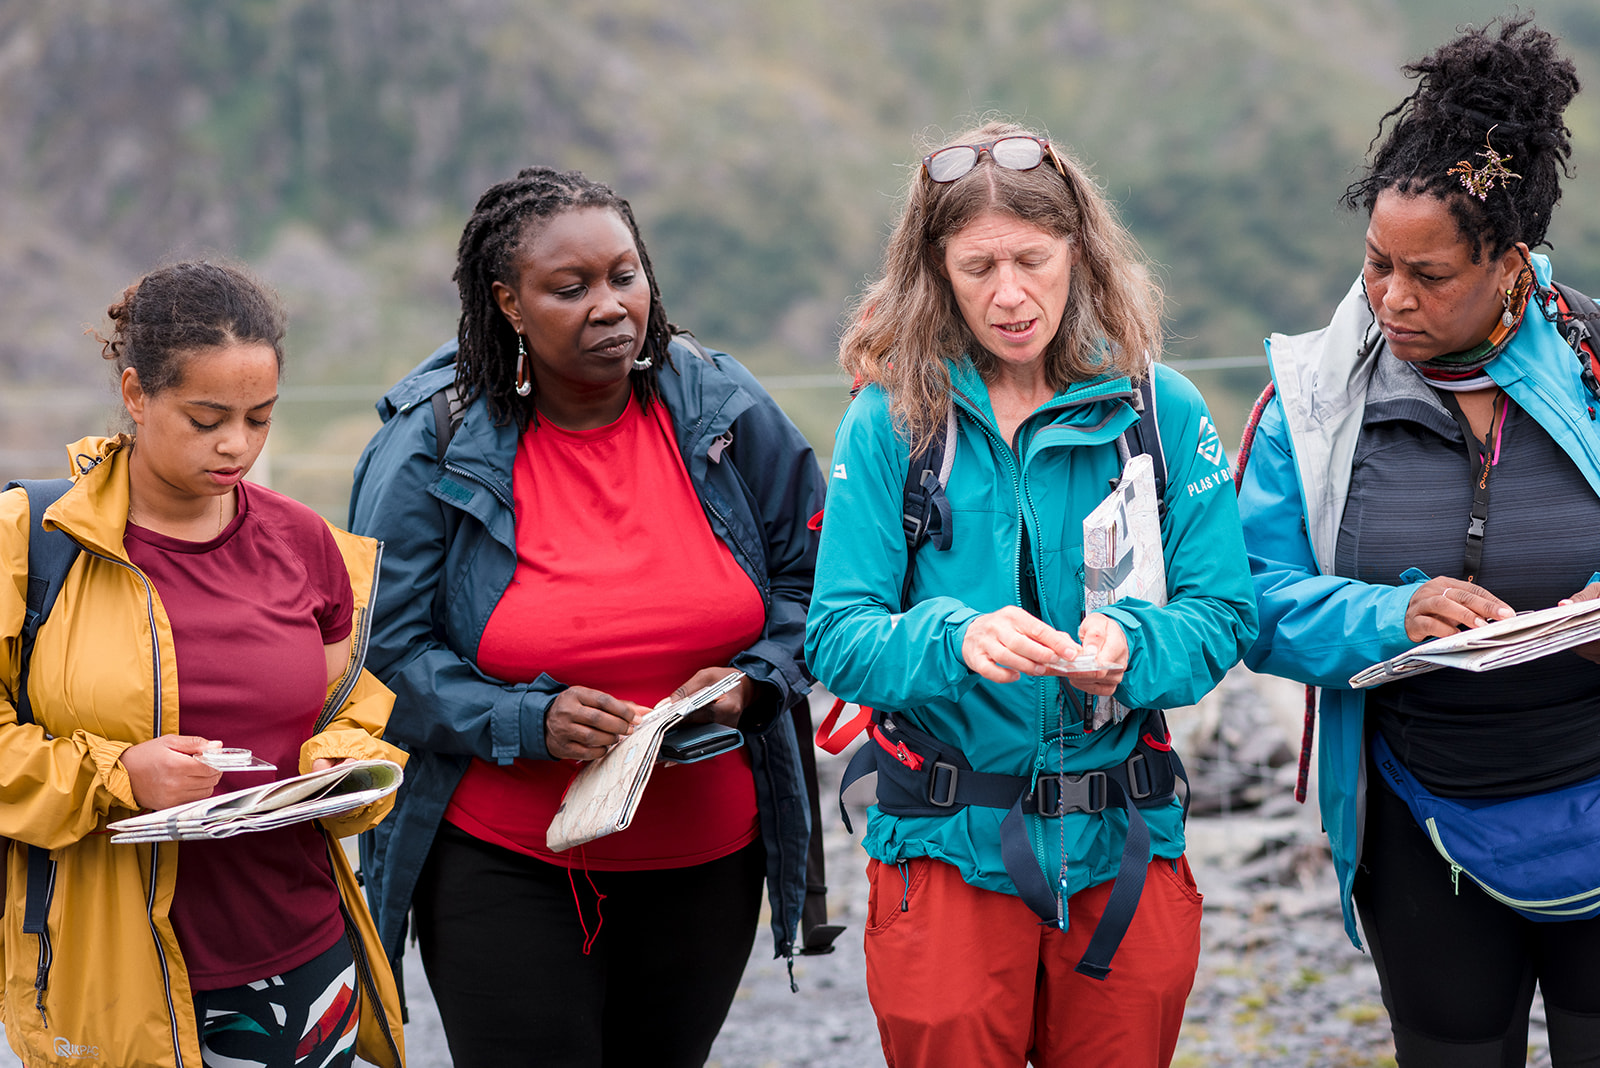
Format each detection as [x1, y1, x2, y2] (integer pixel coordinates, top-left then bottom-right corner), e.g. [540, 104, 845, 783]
[42, 435, 136, 562]
[1267, 253, 1600, 570]
[946, 356, 1139, 438]
[402, 335, 755, 526]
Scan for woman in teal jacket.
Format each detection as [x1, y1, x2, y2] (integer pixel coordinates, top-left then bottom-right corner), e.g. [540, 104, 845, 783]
[1238, 19, 1600, 1065]
[805, 120, 1255, 1068]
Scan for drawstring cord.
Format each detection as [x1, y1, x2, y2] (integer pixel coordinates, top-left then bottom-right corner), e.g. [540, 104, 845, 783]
[565, 847, 607, 955]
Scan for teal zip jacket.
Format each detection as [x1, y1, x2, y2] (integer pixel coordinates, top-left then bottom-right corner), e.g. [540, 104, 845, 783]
[1238, 255, 1600, 947]
[805, 358, 1255, 904]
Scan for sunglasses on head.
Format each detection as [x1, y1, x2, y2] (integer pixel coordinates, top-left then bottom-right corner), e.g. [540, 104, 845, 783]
[922, 135, 1067, 184]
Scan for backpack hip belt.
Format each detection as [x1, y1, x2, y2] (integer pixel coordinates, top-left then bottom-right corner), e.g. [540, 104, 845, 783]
[838, 707, 1186, 980]
[858, 710, 1180, 819]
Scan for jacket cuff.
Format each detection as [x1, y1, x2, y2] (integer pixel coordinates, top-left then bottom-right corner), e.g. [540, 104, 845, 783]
[299, 729, 407, 773]
[515, 680, 558, 762]
[86, 733, 138, 810]
[736, 680, 784, 735]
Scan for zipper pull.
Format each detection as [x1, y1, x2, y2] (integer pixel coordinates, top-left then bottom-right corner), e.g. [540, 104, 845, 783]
[1451, 863, 1462, 896]
[1056, 875, 1069, 931]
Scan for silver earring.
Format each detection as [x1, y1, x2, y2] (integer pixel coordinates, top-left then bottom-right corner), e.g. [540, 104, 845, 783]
[1501, 288, 1515, 329]
[515, 336, 533, 397]
[632, 352, 653, 372]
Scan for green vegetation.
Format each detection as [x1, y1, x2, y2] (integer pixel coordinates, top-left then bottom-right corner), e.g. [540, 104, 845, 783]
[3, 0, 1599, 517]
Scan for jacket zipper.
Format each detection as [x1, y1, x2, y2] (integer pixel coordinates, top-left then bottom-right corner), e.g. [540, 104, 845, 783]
[311, 545, 401, 1061]
[702, 496, 768, 605]
[441, 461, 514, 513]
[79, 547, 188, 1067]
[949, 386, 1128, 915]
[315, 542, 384, 733]
[337, 897, 404, 1064]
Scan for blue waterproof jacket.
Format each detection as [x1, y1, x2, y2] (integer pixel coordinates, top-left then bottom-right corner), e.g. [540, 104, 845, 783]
[805, 358, 1256, 905]
[1238, 255, 1600, 946]
[348, 336, 824, 964]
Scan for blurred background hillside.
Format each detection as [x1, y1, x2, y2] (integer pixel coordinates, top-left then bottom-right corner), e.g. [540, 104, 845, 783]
[3, 0, 1599, 518]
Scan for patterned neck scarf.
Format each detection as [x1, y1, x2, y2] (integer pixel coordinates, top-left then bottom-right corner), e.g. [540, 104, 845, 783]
[1410, 269, 1534, 385]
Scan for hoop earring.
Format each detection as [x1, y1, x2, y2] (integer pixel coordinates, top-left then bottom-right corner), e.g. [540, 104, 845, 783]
[515, 336, 532, 397]
[632, 351, 654, 372]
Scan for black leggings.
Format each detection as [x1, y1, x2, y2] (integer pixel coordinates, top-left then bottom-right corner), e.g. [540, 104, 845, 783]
[1354, 768, 1600, 1067]
[412, 822, 766, 1068]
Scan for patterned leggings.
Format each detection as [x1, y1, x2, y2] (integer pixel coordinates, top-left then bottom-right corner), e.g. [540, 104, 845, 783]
[192, 936, 360, 1068]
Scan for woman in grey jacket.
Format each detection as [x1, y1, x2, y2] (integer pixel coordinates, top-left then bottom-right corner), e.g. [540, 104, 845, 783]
[348, 166, 824, 1068]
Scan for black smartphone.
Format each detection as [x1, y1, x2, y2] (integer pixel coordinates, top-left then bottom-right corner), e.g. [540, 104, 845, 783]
[659, 722, 744, 763]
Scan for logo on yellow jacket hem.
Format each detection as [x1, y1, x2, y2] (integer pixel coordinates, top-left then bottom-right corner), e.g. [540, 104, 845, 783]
[54, 1036, 100, 1059]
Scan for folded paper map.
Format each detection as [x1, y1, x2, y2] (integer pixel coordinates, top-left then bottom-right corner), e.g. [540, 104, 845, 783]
[1349, 597, 1600, 689]
[546, 672, 745, 853]
[107, 758, 403, 843]
[1080, 452, 1166, 730]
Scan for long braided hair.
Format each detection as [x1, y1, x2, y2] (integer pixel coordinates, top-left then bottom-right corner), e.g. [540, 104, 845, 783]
[453, 166, 674, 430]
[1343, 15, 1579, 263]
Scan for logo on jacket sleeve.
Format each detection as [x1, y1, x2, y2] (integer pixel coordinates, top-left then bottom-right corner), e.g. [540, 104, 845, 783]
[832, 463, 848, 480]
[1196, 416, 1225, 466]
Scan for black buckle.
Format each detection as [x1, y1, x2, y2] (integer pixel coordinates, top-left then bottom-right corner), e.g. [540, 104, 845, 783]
[1029, 771, 1108, 817]
[1126, 752, 1153, 800]
[928, 761, 960, 807]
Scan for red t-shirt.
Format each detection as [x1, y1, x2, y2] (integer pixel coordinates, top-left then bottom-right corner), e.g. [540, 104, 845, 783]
[124, 482, 354, 990]
[443, 396, 765, 870]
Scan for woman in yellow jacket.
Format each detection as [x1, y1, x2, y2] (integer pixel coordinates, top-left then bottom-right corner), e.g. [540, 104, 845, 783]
[0, 261, 406, 1068]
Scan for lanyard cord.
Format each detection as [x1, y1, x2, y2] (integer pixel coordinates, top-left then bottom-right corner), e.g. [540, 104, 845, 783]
[1438, 389, 1509, 584]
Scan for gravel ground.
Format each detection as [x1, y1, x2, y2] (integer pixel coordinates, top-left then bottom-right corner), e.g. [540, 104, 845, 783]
[0, 669, 1559, 1066]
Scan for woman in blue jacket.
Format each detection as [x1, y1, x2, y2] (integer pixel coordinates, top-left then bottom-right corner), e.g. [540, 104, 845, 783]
[348, 166, 823, 1068]
[1237, 19, 1600, 1065]
[805, 120, 1256, 1068]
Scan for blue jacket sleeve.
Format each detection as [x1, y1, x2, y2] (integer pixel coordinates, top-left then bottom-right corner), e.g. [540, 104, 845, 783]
[348, 405, 561, 763]
[805, 389, 984, 709]
[1237, 397, 1415, 689]
[1095, 369, 1258, 709]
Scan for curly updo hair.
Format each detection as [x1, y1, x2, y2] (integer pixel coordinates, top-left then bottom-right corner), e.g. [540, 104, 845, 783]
[1344, 15, 1580, 263]
[98, 261, 286, 396]
[452, 166, 673, 430]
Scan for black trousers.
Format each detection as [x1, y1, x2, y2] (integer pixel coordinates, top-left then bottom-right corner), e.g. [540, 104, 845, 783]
[412, 822, 766, 1068]
[1354, 766, 1600, 1067]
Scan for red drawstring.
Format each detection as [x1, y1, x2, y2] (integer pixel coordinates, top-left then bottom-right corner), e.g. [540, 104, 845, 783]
[566, 847, 607, 956]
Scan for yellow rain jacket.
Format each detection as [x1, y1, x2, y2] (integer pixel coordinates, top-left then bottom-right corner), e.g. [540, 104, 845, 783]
[0, 436, 406, 1068]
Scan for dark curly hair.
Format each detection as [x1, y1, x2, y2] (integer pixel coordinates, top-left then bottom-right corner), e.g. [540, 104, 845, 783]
[1343, 15, 1580, 263]
[452, 166, 673, 430]
[98, 261, 286, 396]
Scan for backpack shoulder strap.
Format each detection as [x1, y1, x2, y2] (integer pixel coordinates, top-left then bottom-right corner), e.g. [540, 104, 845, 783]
[1112, 372, 1167, 518]
[430, 383, 466, 465]
[1551, 282, 1600, 401]
[1116, 372, 1167, 505]
[426, 383, 467, 636]
[4, 479, 82, 727]
[898, 405, 958, 609]
[671, 328, 717, 365]
[3, 478, 80, 999]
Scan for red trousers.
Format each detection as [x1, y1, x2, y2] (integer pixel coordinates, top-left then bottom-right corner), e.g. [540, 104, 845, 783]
[863, 854, 1202, 1068]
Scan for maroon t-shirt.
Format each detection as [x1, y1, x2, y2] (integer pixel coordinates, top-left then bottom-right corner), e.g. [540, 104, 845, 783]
[124, 481, 354, 990]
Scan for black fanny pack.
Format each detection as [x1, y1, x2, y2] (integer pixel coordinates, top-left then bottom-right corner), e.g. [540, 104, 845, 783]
[837, 708, 1186, 981]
